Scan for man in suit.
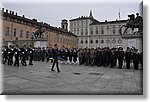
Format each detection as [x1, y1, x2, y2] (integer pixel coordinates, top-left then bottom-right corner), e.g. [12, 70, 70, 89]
[51, 44, 60, 72]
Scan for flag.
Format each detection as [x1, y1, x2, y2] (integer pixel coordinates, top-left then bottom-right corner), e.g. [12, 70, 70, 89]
[118, 9, 120, 19]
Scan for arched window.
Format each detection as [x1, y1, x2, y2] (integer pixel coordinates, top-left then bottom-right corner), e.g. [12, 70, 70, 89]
[96, 40, 98, 44]
[90, 40, 93, 44]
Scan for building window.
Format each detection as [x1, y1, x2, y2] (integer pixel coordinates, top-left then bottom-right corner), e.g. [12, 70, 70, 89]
[14, 28, 17, 37]
[5, 27, 10, 36]
[107, 25, 109, 29]
[90, 40, 93, 44]
[26, 31, 30, 38]
[90, 27, 93, 35]
[85, 40, 88, 44]
[60, 38, 62, 43]
[85, 28, 88, 35]
[81, 29, 83, 35]
[101, 40, 104, 44]
[96, 40, 98, 44]
[101, 26, 104, 34]
[80, 40, 83, 44]
[113, 25, 116, 34]
[96, 26, 98, 34]
[20, 30, 24, 38]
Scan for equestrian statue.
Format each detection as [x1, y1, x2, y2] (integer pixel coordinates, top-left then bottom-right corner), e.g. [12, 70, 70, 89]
[119, 13, 143, 35]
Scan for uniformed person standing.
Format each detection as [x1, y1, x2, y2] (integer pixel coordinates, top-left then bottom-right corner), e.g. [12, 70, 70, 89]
[132, 49, 139, 70]
[20, 45, 28, 66]
[7, 45, 14, 65]
[51, 44, 60, 72]
[28, 45, 34, 65]
[78, 49, 83, 65]
[110, 48, 115, 68]
[118, 47, 124, 69]
[2, 46, 8, 64]
[85, 48, 90, 66]
[14, 45, 20, 67]
[72, 48, 78, 64]
[125, 47, 131, 69]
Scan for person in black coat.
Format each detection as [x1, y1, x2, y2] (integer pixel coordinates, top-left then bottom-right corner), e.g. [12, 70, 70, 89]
[118, 47, 124, 69]
[14, 45, 20, 67]
[20, 45, 28, 66]
[132, 49, 139, 70]
[125, 47, 131, 69]
[28, 45, 34, 65]
[72, 48, 78, 64]
[51, 44, 60, 72]
[2, 46, 8, 64]
[110, 48, 116, 68]
[7, 45, 14, 65]
[139, 51, 143, 69]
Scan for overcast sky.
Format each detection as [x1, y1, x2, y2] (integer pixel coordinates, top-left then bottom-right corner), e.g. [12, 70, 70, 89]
[1, 0, 142, 27]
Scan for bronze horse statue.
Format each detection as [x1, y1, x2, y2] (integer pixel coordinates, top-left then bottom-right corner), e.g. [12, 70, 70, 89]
[33, 22, 46, 38]
[119, 13, 143, 35]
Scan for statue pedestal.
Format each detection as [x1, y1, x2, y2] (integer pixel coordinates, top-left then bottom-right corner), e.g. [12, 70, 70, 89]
[33, 38, 47, 48]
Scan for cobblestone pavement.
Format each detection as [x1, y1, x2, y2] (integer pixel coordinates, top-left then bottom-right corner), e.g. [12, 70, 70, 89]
[1, 61, 143, 95]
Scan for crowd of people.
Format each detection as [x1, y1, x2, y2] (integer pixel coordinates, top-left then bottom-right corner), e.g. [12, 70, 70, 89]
[1, 44, 143, 70]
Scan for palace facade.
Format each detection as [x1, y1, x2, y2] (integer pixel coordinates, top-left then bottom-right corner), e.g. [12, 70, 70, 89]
[69, 11, 142, 52]
[1, 8, 77, 48]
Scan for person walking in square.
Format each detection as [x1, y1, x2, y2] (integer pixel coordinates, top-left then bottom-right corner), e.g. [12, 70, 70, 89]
[51, 44, 60, 72]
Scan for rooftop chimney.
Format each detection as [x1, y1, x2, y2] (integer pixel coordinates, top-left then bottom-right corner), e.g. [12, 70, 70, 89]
[2, 8, 4, 12]
[22, 15, 25, 18]
[12, 11, 14, 15]
[15, 13, 17, 16]
[9, 10, 12, 14]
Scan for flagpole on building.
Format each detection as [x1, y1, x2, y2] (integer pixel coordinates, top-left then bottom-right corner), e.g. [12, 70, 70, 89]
[118, 9, 121, 20]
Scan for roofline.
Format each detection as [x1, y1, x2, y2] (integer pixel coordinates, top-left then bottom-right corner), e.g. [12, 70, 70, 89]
[2, 10, 77, 37]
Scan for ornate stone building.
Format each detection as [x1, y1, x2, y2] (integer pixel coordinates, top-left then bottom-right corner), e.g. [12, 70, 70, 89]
[69, 10, 142, 52]
[1, 8, 77, 48]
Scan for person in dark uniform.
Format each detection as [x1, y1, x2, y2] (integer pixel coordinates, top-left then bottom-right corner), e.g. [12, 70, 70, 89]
[72, 48, 78, 64]
[14, 45, 20, 67]
[64, 48, 69, 64]
[41, 47, 46, 62]
[139, 51, 143, 69]
[114, 48, 118, 66]
[7, 45, 14, 65]
[133, 49, 139, 70]
[78, 49, 83, 65]
[110, 48, 115, 68]
[20, 45, 28, 66]
[68, 48, 73, 64]
[85, 48, 90, 66]
[102, 48, 107, 67]
[51, 44, 60, 72]
[125, 47, 131, 69]
[28, 45, 34, 65]
[2, 46, 8, 64]
[118, 47, 124, 69]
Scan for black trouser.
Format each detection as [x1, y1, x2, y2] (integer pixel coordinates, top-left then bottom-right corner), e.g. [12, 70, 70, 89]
[85, 57, 89, 66]
[14, 56, 19, 67]
[110, 59, 115, 68]
[126, 60, 130, 69]
[29, 55, 33, 65]
[8, 56, 13, 65]
[21, 56, 26, 66]
[133, 60, 139, 70]
[79, 57, 82, 65]
[118, 59, 123, 68]
[51, 59, 60, 72]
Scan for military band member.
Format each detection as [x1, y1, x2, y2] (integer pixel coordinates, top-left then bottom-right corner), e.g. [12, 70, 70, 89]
[2, 46, 8, 64]
[110, 48, 116, 68]
[7, 45, 14, 65]
[118, 47, 124, 69]
[133, 49, 139, 70]
[20, 45, 28, 66]
[28, 45, 34, 65]
[72, 48, 78, 64]
[14, 45, 20, 67]
[125, 47, 131, 69]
